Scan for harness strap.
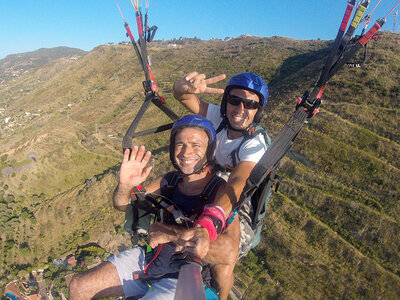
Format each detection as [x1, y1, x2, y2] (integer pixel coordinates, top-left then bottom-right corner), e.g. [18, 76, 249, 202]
[200, 175, 225, 201]
[231, 126, 270, 167]
[215, 119, 226, 134]
[233, 109, 308, 212]
[308, 0, 356, 103]
[130, 171, 225, 236]
[116, 2, 180, 151]
[130, 185, 147, 245]
[216, 119, 271, 169]
[252, 168, 280, 229]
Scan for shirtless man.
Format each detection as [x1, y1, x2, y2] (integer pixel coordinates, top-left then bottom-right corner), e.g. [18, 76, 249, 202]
[68, 115, 239, 300]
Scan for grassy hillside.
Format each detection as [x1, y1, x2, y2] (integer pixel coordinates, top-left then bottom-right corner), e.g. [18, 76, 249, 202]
[0, 32, 399, 298]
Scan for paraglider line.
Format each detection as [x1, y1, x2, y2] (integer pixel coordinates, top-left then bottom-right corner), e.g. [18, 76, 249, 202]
[384, 1, 400, 19]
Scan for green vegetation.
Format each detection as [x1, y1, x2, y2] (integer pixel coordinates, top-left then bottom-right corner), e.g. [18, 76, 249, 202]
[0, 33, 399, 298]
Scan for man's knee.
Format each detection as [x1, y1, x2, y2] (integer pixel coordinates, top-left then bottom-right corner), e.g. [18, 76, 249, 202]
[68, 274, 86, 299]
[226, 249, 239, 266]
[68, 261, 123, 300]
[211, 264, 234, 300]
[211, 264, 234, 283]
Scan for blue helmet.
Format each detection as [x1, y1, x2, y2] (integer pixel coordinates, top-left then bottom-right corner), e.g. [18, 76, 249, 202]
[170, 115, 216, 172]
[220, 72, 269, 124]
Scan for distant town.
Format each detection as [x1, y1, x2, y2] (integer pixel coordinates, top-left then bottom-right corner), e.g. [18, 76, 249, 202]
[3, 245, 107, 300]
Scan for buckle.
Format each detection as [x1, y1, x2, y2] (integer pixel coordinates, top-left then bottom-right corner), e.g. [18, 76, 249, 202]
[295, 91, 321, 118]
[142, 79, 154, 93]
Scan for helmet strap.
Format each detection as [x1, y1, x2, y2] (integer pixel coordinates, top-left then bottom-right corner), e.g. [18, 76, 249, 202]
[227, 122, 247, 133]
[174, 156, 210, 178]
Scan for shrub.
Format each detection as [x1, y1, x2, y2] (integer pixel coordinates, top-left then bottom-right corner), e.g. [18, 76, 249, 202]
[81, 232, 90, 242]
[6, 194, 15, 203]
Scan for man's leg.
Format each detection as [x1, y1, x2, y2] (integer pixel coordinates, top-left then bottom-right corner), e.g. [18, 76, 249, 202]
[68, 261, 123, 300]
[238, 201, 255, 258]
[140, 277, 178, 300]
[69, 247, 149, 299]
[211, 263, 235, 300]
[205, 211, 240, 300]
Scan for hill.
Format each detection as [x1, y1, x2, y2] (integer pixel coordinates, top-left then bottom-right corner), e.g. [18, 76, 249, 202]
[0, 32, 399, 299]
[0, 47, 87, 86]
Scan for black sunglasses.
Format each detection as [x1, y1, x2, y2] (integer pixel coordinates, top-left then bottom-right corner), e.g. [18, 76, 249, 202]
[227, 95, 260, 110]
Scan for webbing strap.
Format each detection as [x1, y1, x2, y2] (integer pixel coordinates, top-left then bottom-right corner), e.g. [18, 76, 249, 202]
[337, 0, 369, 57]
[117, 2, 180, 151]
[165, 171, 180, 187]
[122, 94, 179, 151]
[326, 18, 384, 84]
[144, 172, 224, 226]
[234, 109, 308, 211]
[231, 127, 269, 168]
[122, 92, 154, 151]
[201, 175, 225, 200]
[216, 119, 271, 169]
[252, 169, 277, 229]
[135, 11, 151, 85]
[309, 1, 385, 104]
[130, 186, 149, 244]
[151, 96, 180, 121]
[309, 0, 356, 102]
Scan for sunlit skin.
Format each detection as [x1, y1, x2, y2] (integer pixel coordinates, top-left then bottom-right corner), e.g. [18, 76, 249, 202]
[226, 88, 260, 139]
[174, 127, 209, 175]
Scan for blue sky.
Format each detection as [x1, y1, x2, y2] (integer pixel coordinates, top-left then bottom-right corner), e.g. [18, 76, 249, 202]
[0, 0, 398, 59]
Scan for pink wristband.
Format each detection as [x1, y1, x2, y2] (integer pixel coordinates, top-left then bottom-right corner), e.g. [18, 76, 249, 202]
[195, 215, 218, 241]
[194, 206, 226, 242]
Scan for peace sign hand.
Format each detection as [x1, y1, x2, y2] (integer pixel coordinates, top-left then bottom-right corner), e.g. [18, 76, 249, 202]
[173, 72, 226, 97]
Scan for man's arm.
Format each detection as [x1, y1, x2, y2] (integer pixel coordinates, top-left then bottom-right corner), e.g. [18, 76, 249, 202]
[214, 160, 256, 217]
[113, 176, 163, 211]
[176, 161, 256, 257]
[147, 222, 184, 248]
[148, 217, 239, 266]
[113, 182, 133, 212]
[173, 72, 226, 116]
[203, 214, 239, 266]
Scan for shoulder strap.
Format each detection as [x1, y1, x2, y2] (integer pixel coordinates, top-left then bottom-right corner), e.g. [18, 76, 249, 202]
[160, 171, 180, 197]
[165, 171, 180, 186]
[215, 119, 227, 135]
[158, 171, 197, 225]
[257, 126, 271, 147]
[231, 125, 271, 167]
[200, 175, 225, 201]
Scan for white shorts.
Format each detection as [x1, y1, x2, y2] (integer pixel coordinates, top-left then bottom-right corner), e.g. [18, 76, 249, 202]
[108, 246, 178, 299]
